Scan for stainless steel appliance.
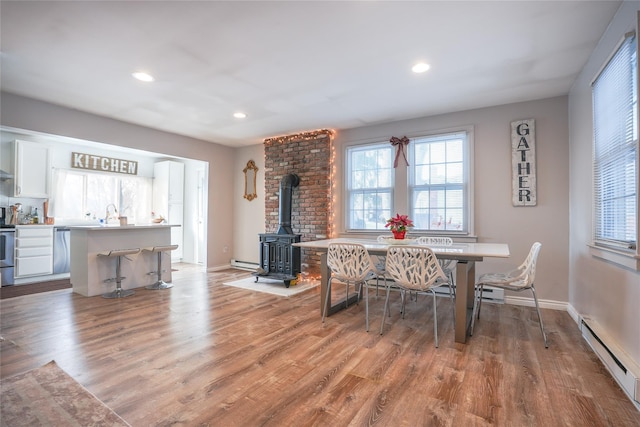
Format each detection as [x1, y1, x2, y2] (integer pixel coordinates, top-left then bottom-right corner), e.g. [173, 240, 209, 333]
[0, 229, 15, 285]
[53, 227, 70, 274]
[0, 207, 7, 226]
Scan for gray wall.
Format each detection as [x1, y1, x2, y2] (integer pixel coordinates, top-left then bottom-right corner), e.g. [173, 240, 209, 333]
[568, 1, 640, 364]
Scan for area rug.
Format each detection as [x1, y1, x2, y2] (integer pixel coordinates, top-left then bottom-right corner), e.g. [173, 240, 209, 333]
[223, 276, 319, 297]
[1, 360, 130, 427]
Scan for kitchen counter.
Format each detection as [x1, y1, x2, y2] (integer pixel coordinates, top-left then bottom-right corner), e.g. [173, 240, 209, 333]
[70, 224, 180, 296]
[67, 223, 178, 231]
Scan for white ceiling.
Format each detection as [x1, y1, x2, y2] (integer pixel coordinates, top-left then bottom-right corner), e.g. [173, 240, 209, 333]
[0, 1, 621, 147]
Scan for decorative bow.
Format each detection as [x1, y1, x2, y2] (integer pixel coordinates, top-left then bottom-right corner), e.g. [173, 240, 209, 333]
[390, 136, 410, 167]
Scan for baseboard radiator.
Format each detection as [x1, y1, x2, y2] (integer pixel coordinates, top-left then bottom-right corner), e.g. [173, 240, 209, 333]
[230, 259, 260, 271]
[581, 316, 640, 408]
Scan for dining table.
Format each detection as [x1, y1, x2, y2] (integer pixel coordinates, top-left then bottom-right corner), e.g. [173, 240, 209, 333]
[293, 237, 510, 344]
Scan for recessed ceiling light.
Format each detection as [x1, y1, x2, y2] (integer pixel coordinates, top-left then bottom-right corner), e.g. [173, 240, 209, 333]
[233, 112, 247, 119]
[412, 63, 431, 73]
[132, 72, 154, 82]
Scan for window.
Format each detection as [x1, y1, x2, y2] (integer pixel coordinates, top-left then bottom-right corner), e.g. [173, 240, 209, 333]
[346, 143, 394, 230]
[410, 132, 468, 232]
[345, 129, 472, 234]
[592, 33, 638, 251]
[50, 169, 152, 224]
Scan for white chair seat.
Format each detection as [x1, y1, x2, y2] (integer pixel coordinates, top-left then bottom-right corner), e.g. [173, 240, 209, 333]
[471, 242, 548, 347]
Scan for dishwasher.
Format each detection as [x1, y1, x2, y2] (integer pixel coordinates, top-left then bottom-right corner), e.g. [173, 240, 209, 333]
[53, 227, 70, 274]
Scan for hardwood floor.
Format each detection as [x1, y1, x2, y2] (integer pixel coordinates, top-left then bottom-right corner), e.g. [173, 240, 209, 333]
[0, 278, 71, 299]
[1, 264, 639, 426]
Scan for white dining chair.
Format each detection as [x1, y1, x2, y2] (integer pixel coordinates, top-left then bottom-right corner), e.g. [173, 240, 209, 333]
[382, 245, 450, 347]
[324, 242, 385, 332]
[470, 242, 548, 347]
[416, 236, 456, 299]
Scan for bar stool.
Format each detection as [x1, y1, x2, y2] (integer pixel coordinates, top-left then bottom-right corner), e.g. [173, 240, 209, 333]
[144, 244, 178, 290]
[97, 248, 140, 299]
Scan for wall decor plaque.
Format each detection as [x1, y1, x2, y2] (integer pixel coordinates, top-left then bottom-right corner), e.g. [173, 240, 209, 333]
[71, 152, 138, 175]
[511, 119, 536, 206]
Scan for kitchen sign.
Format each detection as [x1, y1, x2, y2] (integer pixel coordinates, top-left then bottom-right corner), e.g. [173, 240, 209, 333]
[71, 152, 138, 175]
[511, 119, 536, 206]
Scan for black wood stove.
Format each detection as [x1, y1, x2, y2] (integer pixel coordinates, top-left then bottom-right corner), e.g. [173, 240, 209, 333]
[253, 174, 301, 288]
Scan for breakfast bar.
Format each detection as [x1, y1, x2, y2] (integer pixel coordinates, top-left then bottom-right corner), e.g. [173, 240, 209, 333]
[69, 224, 179, 296]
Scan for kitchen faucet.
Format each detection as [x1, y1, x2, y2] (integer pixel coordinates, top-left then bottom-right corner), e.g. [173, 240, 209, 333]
[105, 204, 118, 223]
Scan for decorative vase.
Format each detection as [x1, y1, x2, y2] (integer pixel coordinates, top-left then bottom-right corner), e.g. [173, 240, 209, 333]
[392, 230, 406, 240]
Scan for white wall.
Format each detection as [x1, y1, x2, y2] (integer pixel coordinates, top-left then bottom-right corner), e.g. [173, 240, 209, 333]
[568, 1, 640, 363]
[233, 144, 266, 265]
[0, 92, 235, 269]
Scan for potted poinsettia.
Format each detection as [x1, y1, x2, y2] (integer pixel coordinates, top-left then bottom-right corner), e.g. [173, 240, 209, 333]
[385, 213, 414, 239]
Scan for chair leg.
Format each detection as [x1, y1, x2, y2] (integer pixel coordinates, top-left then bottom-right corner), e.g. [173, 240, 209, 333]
[365, 282, 370, 332]
[345, 280, 350, 309]
[400, 290, 407, 318]
[432, 290, 438, 348]
[102, 255, 135, 299]
[322, 277, 334, 323]
[470, 283, 483, 336]
[146, 251, 174, 290]
[531, 286, 549, 348]
[448, 271, 455, 300]
[380, 285, 392, 335]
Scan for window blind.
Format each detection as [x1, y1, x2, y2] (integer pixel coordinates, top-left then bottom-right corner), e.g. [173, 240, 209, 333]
[592, 33, 637, 250]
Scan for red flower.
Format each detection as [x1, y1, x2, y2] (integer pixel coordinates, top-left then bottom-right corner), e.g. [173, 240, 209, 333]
[385, 213, 414, 232]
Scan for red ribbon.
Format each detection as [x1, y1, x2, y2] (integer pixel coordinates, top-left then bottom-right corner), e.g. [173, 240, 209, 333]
[390, 136, 409, 167]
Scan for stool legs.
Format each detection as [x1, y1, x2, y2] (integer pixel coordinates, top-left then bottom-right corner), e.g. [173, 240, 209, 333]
[146, 251, 173, 290]
[102, 255, 135, 299]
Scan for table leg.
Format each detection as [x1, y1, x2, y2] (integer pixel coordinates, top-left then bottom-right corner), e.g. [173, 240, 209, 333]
[454, 260, 476, 343]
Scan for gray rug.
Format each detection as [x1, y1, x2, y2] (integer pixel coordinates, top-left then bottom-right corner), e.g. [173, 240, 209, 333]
[1, 360, 130, 427]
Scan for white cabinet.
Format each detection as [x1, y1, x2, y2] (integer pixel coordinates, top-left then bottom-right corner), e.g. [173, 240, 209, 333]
[15, 226, 53, 278]
[153, 161, 184, 206]
[153, 161, 184, 260]
[14, 140, 50, 198]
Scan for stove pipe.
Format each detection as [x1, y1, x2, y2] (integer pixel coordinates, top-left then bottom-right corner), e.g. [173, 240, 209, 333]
[277, 173, 300, 235]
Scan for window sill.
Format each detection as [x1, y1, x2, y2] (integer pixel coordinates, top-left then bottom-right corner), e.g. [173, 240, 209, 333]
[588, 243, 640, 271]
[340, 231, 478, 243]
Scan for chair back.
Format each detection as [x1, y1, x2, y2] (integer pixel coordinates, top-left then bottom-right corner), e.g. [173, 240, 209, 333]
[385, 245, 448, 291]
[521, 241, 542, 285]
[327, 243, 374, 282]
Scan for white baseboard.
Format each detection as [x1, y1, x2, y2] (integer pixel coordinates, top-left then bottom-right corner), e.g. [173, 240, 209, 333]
[504, 295, 568, 311]
[208, 263, 234, 272]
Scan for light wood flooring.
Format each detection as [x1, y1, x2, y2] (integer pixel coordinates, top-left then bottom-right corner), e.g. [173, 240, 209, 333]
[1, 264, 639, 426]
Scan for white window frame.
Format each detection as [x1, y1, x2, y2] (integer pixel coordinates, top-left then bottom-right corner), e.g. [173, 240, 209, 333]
[345, 142, 395, 231]
[590, 31, 639, 269]
[344, 126, 474, 237]
[409, 131, 470, 234]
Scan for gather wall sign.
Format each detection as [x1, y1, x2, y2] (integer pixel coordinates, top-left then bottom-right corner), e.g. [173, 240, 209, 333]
[511, 119, 536, 206]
